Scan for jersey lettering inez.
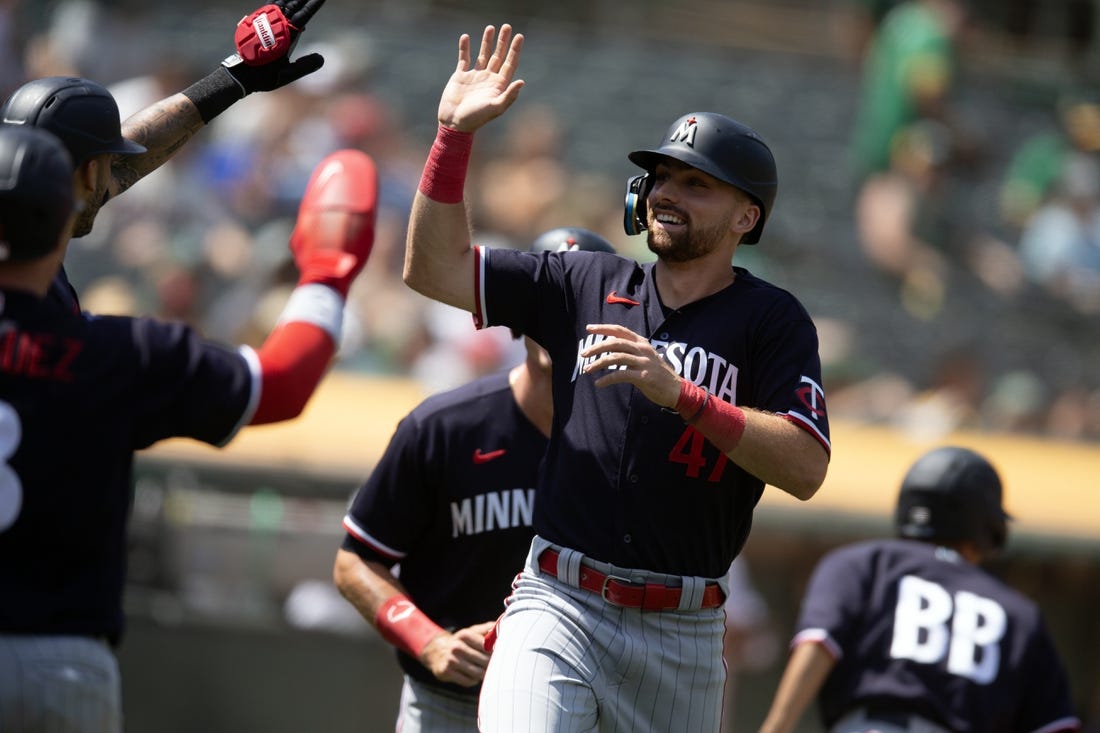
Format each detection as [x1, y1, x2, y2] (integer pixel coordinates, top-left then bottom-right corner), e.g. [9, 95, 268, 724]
[793, 539, 1078, 732]
[341, 372, 544, 696]
[475, 248, 831, 579]
[0, 290, 255, 642]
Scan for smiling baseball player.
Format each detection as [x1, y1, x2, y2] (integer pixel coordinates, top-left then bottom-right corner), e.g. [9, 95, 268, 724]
[402, 24, 831, 733]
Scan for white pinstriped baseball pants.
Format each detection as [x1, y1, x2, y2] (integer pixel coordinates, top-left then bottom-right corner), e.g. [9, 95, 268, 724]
[477, 536, 728, 733]
[396, 675, 480, 733]
[0, 634, 121, 733]
[830, 707, 953, 733]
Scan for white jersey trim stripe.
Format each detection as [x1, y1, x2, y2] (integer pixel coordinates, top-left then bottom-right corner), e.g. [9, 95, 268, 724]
[342, 515, 406, 560]
[1034, 718, 1083, 733]
[780, 411, 831, 453]
[792, 627, 842, 661]
[218, 345, 262, 447]
[473, 245, 487, 329]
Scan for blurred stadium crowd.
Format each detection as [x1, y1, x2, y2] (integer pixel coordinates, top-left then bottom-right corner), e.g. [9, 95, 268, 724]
[4, 0, 1099, 442]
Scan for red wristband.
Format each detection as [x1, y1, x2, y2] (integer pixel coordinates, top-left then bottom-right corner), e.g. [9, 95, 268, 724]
[375, 595, 445, 659]
[418, 124, 473, 204]
[675, 379, 746, 453]
[675, 378, 709, 422]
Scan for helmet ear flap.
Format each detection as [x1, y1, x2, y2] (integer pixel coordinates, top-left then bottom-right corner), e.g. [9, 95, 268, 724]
[988, 514, 1008, 551]
[623, 173, 650, 236]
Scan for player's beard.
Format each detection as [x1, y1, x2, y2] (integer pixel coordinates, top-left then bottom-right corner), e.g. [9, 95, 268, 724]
[646, 214, 729, 263]
[71, 188, 110, 238]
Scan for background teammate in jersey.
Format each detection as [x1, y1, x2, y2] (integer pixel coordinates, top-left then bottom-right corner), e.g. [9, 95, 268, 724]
[402, 24, 831, 732]
[334, 228, 614, 732]
[759, 446, 1080, 733]
[0, 125, 377, 733]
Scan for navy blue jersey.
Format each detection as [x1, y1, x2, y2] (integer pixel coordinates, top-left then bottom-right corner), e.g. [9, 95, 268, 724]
[0, 289, 255, 642]
[794, 538, 1079, 732]
[474, 248, 830, 578]
[47, 266, 80, 314]
[341, 371, 544, 697]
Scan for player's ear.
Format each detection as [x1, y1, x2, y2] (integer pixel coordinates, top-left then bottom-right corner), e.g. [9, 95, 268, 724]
[730, 200, 760, 240]
[74, 155, 104, 195]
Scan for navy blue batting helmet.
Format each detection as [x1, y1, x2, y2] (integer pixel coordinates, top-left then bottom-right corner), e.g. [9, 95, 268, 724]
[624, 112, 777, 244]
[1, 76, 146, 165]
[895, 446, 1011, 551]
[530, 227, 615, 254]
[0, 126, 75, 262]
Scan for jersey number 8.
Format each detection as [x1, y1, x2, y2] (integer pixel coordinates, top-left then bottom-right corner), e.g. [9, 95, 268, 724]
[0, 401, 23, 533]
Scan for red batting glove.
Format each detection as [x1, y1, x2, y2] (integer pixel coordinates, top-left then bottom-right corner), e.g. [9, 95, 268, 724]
[289, 149, 378, 298]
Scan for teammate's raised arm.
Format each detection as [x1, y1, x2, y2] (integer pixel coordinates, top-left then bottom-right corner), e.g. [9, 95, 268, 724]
[403, 24, 525, 312]
[0, 0, 330, 316]
[117, 0, 328, 194]
[249, 149, 377, 425]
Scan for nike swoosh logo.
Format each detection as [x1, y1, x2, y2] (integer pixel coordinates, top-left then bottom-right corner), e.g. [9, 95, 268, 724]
[473, 448, 507, 464]
[606, 291, 641, 306]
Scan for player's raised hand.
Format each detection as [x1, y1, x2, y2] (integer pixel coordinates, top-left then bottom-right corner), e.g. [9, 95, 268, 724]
[290, 149, 378, 298]
[438, 24, 525, 133]
[420, 621, 495, 687]
[581, 323, 682, 408]
[222, 0, 327, 94]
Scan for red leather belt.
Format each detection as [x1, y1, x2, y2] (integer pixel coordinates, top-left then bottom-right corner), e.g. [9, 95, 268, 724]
[537, 549, 723, 611]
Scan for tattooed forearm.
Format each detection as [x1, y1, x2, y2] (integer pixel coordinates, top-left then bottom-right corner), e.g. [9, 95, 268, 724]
[112, 93, 206, 196]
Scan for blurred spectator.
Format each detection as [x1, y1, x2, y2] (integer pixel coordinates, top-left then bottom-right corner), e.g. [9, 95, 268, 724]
[892, 344, 987, 439]
[1000, 89, 1100, 234]
[1016, 151, 1100, 313]
[980, 369, 1049, 433]
[854, 119, 959, 317]
[855, 113, 1024, 315]
[408, 302, 525, 394]
[834, 0, 906, 63]
[849, 0, 977, 186]
[1045, 384, 1100, 441]
[473, 102, 570, 247]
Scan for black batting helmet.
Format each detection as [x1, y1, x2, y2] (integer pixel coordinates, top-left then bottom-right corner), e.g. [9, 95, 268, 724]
[0, 126, 75, 262]
[1, 76, 146, 165]
[624, 112, 777, 244]
[895, 446, 1011, 551]
[530, 226, 615, 254]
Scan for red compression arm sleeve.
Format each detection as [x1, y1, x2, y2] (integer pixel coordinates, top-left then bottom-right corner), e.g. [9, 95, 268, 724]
[250, 321, 335, 424]
[675, 379, 747, 453]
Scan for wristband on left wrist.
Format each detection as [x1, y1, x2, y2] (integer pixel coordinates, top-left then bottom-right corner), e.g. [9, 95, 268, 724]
[675, 378, 746, 453]
[181, 66, 245, 124]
